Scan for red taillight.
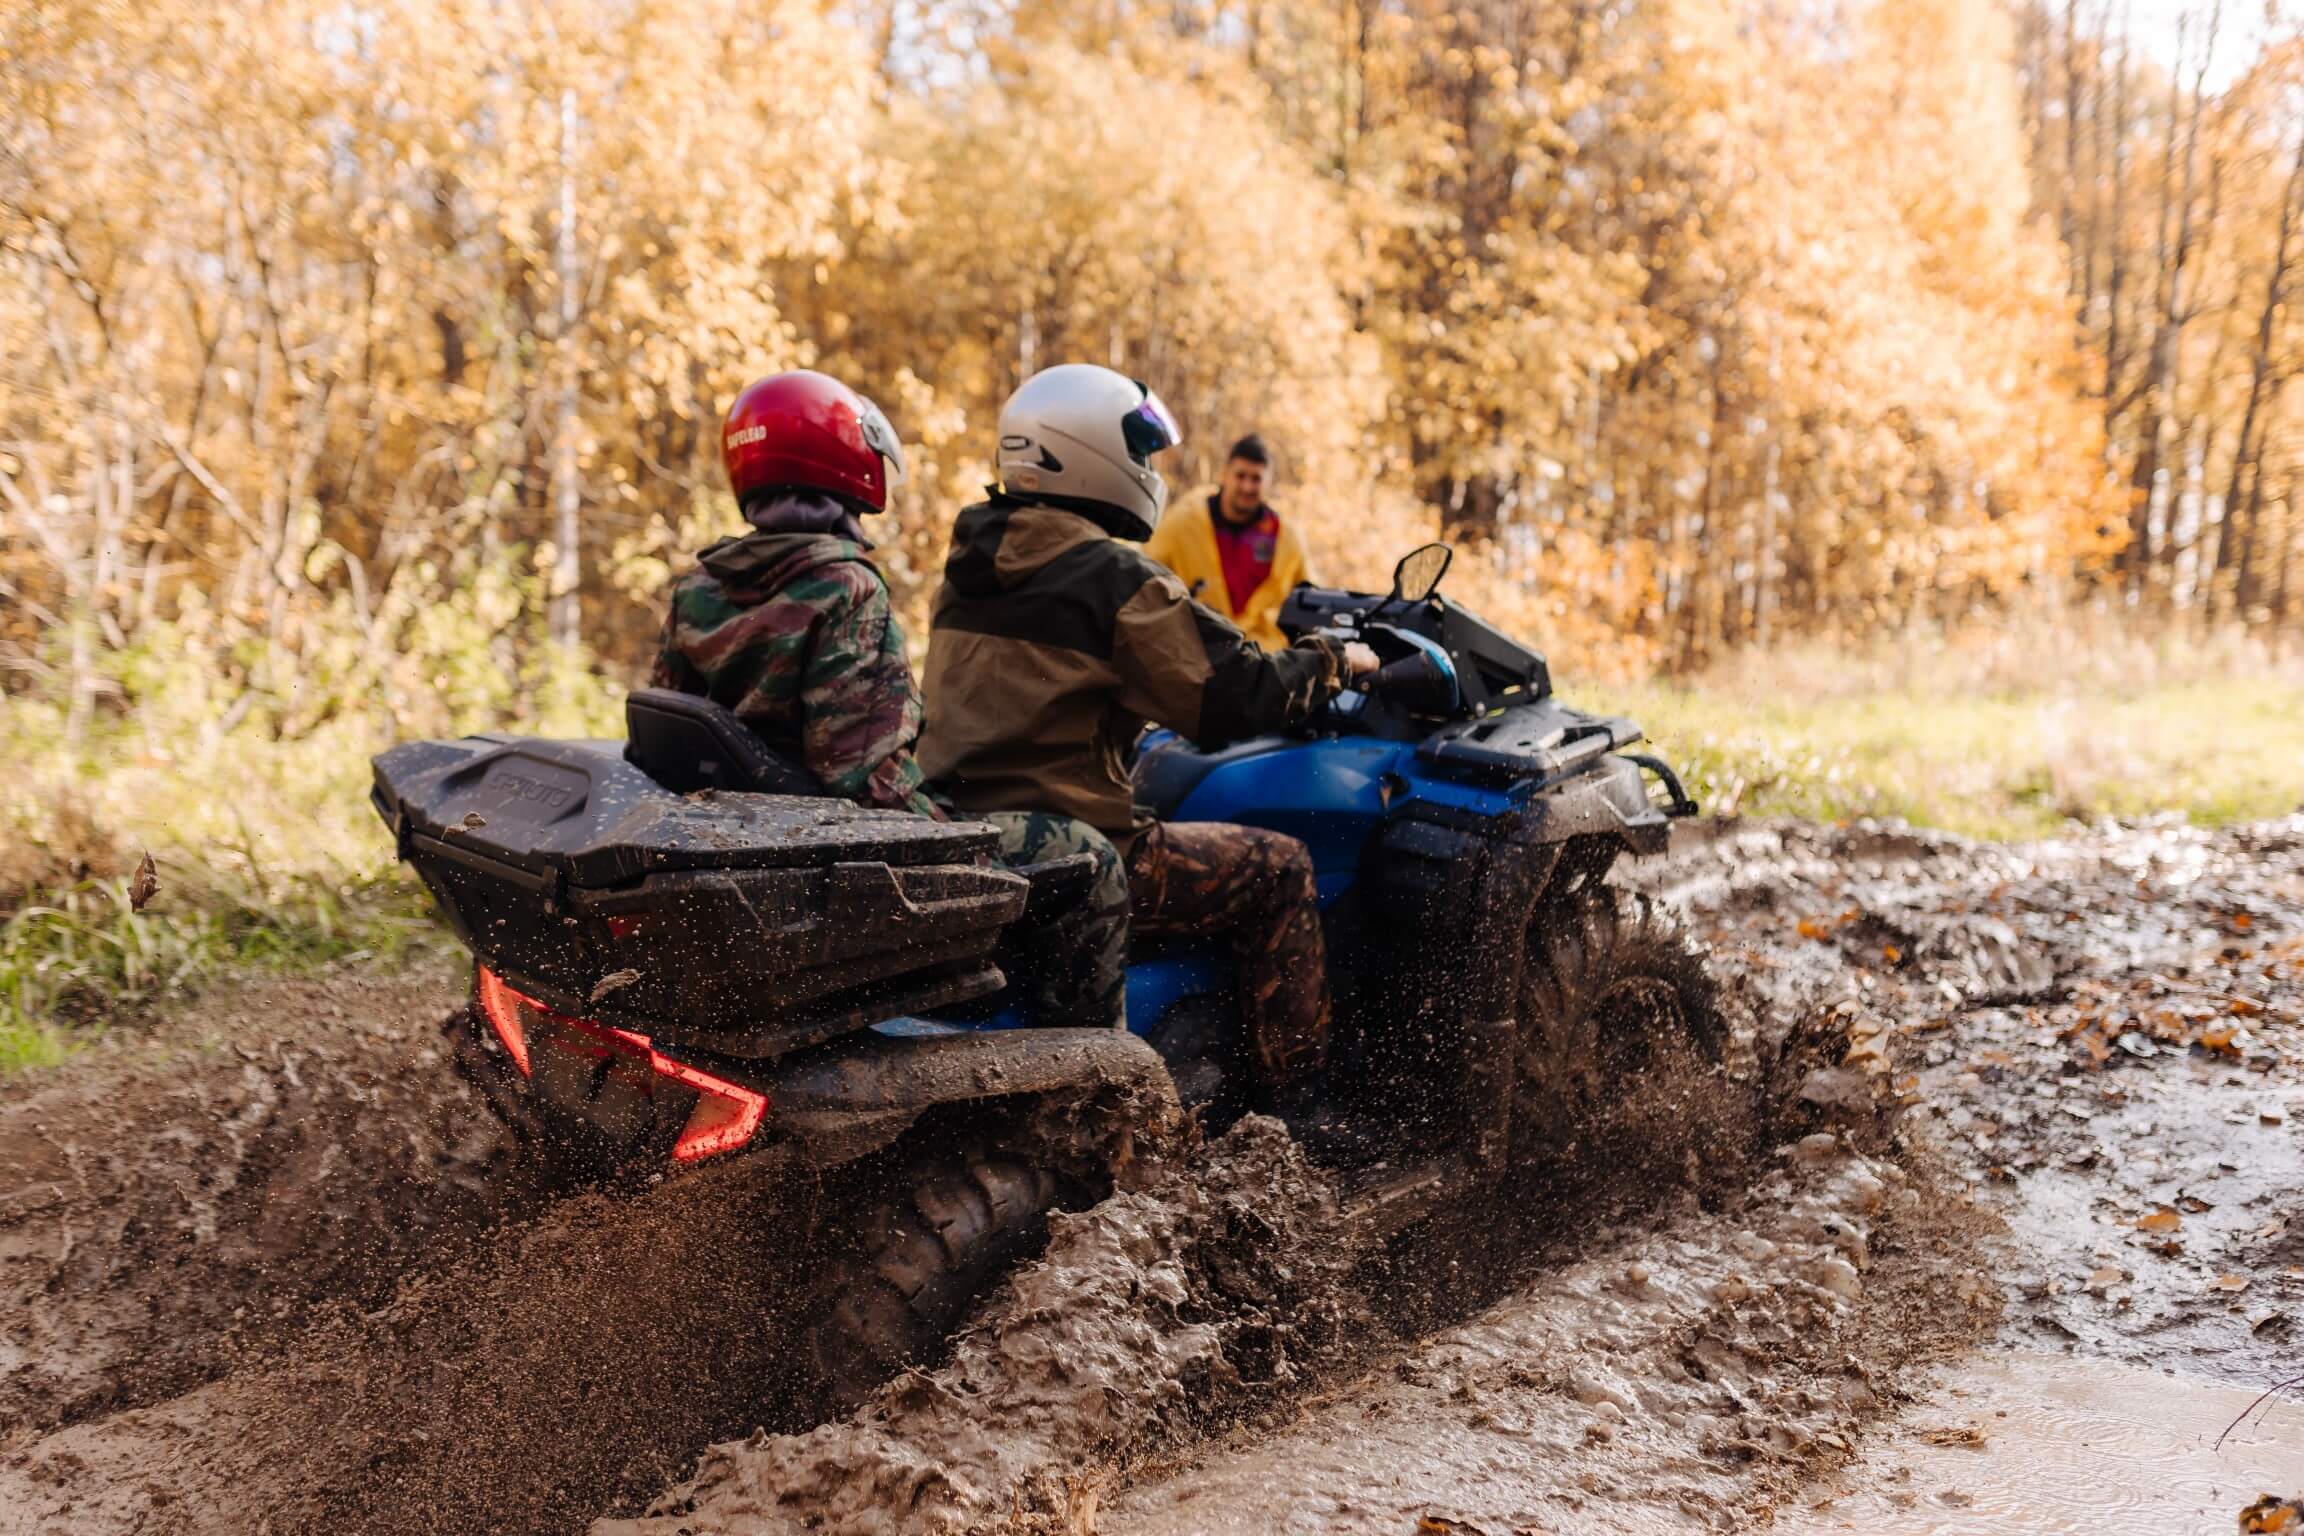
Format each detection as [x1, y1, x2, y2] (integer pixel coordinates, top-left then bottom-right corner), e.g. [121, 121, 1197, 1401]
[657, 1056, 771, 1163]
[475, 965, 533, 1076]
[471, 965, 767, 1164]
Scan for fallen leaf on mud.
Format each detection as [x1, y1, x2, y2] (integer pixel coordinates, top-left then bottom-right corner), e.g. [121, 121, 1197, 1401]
[590, 969, 642, 1002]
[1882, 944, 1903, 965]
[2240, 1494, 2303, 1533]
[1417, 1518, 1496, 1535]
[2216, 1273, 2253, 1293]
[2085, 1266, 2126, 1294]
[1919, 1424, 1988, 1448]
[2232, 913, 2255, 933]
[128, 851, 159, 912]
[2249, 1311, 2291, 1336]
[1798, 918, 1830, 940]
[2179, 1195, 2217, 1213]
[2138, 1207, 2183, 1235]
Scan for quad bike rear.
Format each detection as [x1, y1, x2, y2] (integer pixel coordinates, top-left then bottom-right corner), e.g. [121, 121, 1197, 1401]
[371, 542, 1721, 1403]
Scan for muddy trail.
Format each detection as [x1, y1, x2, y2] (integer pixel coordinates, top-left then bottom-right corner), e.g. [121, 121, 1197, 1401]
[0, 962, 523, 1437]
[3, 815, 2300, 1534]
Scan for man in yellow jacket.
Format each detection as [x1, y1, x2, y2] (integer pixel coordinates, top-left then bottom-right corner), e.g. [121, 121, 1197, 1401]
[1144, 434, 1312, 652]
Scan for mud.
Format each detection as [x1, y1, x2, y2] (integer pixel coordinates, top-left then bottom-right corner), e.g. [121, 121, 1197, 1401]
[0, 1161, 836, 1534]
[0, 960, 522, 1437]
[1109, 1145, 1995, 1534]
[601, 1116, 1356, 1536]
[1644, 816, 2304, 1382]
[1776, 1352, 2304, 1533]
[2, 814, 2300, 1533]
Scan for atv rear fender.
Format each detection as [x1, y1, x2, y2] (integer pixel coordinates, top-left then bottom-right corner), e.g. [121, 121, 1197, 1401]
[759, 1025, 1182, 1180]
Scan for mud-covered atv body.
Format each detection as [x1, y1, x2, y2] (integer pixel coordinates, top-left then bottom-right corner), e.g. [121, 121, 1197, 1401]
[371, 542, 1713, 1395]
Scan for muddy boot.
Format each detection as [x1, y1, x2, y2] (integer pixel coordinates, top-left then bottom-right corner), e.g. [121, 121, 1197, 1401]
[1268, 1072, 1384, 1167]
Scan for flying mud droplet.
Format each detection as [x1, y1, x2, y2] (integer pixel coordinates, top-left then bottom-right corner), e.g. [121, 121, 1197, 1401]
[128, 850, 159, 911]
[590, 969, 642, 1003]
[462, 811, 488, 829]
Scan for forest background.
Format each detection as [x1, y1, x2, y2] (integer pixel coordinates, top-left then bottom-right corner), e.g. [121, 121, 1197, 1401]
[4, 0, 2303, 1061]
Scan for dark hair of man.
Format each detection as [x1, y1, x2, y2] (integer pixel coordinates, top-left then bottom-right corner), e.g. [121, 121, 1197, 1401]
[1226, 434, 1270, 467]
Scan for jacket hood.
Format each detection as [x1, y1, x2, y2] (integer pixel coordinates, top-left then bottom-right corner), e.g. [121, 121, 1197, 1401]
[696, 529, 865, 597]
[943, 495, 1115, 601]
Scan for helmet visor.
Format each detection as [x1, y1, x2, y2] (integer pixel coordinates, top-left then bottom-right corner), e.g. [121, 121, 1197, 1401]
[1121, 387, 1182, 467]
[856, 394, 908, 488]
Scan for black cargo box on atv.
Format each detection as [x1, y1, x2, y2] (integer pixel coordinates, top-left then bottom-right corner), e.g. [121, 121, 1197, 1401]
[372, 736, 1025, 1058]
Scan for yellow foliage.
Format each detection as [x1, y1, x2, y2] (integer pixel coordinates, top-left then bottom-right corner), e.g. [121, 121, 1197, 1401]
[0, 0, 2295, 733]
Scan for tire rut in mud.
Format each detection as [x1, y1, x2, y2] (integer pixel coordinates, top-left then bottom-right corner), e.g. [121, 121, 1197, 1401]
[0, 966, 529, 1439]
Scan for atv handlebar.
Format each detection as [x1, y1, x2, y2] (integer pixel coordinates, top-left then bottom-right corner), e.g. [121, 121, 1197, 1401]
[1364, 645, 1461, 715]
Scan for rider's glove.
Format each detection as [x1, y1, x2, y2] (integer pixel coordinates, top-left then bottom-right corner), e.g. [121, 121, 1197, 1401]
[1290, 632, 1351, 693]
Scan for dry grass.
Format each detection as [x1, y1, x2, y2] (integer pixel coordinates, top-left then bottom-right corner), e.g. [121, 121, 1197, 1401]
[1582, 613, 2304, 839]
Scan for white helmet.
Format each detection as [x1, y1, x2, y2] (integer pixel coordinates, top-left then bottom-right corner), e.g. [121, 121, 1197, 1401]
[995, 364, 1183, 540]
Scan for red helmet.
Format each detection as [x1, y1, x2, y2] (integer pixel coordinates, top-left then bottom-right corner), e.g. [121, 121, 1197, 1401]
[720, 370, 907, 514]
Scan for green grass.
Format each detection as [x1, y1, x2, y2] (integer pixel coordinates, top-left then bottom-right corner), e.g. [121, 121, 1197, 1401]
[0, 871, 440, 1070]
[0, 655, 622, 1071]
[1586, 671, 2304, 841]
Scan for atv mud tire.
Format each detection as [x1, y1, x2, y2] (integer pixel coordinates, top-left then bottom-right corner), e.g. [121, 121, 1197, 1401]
[1514, 885, 1726, 1170]
[439, 1006, 619, 1191]
[810, 1150, 1060, 1408]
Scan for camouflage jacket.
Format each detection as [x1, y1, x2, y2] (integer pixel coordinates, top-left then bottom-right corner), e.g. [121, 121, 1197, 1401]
[649, 530, 942, 820]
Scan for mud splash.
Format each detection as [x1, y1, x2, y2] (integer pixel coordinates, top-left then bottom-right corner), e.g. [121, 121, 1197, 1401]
[599, 1116, 1357, 1536]
[594, 918, 1873, 1536]
[1104, 1137, 1995, 1535]
[0, 1153, 836, 1534]
[0, 963, 520, 1438]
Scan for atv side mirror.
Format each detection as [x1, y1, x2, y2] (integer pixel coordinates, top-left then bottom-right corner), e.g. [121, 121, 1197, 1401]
[1391, 543, 1453, 603]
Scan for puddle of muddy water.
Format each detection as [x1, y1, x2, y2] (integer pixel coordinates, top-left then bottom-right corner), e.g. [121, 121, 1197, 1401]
[1776, 1352, 2304, 1535]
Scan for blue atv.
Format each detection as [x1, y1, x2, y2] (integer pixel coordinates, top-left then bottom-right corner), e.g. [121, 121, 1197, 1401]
[372, 543, 1717, 1399]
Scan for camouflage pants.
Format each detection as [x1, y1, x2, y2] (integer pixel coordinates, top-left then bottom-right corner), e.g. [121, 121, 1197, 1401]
[1127, 821, 1331, 1090]
[982, 811, 1131, 1031]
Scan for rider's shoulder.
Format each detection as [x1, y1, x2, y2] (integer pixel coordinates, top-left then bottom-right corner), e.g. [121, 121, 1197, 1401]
[1086, 539, 1193, 612]
[1097, 535, 1176, 583]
